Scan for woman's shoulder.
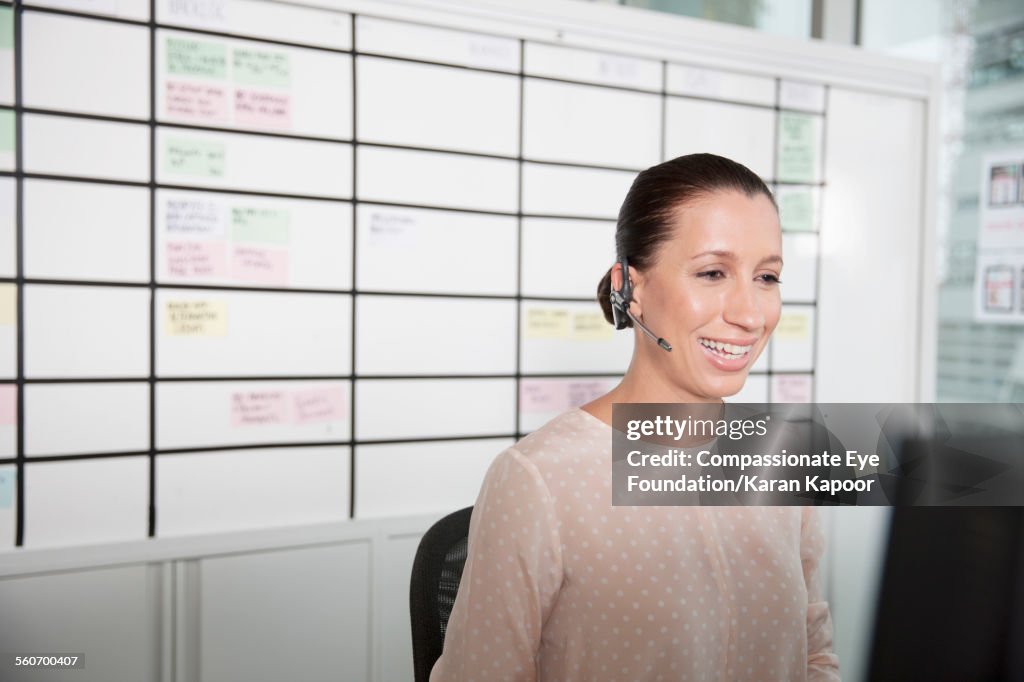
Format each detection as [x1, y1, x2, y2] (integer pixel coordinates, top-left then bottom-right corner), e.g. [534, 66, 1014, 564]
[505, 407, 610, 473]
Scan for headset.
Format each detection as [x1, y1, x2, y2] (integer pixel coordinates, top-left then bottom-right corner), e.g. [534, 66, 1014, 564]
[609, 255, 672, 352]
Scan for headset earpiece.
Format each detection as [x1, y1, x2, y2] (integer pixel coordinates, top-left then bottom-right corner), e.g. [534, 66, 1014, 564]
[610, 256, 632, 331]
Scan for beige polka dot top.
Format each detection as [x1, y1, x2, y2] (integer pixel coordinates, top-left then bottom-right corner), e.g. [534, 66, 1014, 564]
[430, 407, 841, 682]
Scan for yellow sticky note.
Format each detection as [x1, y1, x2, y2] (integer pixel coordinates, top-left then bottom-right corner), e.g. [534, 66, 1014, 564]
[775, 311, 809, 340]
[526, 308, 570, 339]
[165, 300, 227, 336]
[0, 283, 14, 325]
[572, 310, 613, 340]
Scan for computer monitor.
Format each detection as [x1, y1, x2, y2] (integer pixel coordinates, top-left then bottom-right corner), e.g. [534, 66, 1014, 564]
[867, 436, 1024, 682]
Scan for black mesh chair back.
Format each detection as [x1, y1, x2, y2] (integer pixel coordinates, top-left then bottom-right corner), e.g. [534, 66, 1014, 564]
[410, 505, 473, 682]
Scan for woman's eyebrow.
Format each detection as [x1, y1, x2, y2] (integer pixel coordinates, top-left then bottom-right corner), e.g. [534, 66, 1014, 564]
[690, 250, 784, 266]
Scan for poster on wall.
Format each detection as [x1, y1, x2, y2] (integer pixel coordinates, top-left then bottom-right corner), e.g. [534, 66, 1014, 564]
[974, 149, 1024, 324]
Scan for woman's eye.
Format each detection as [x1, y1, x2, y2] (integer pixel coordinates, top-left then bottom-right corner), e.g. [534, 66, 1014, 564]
[758, 273, 782, 284]
[697, 270, 725, 280]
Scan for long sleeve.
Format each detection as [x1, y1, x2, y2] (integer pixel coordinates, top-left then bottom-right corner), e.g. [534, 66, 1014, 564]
[429, 447, 564, 682]
[800, 506, 842, 681]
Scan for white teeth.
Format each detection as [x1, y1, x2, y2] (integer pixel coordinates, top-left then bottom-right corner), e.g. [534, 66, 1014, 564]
[699, 338, 752, 357]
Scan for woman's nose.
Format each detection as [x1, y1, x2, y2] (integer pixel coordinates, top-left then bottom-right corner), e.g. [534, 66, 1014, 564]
[722, 281, 766, 331]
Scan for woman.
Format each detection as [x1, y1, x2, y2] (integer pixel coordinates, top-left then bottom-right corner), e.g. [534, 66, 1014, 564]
[430, 153, 841, 681]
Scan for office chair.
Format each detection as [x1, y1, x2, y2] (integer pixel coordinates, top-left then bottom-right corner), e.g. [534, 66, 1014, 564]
[410, 505, 474, 682]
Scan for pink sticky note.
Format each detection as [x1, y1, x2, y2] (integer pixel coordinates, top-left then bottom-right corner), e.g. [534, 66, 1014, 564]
[234, 89, 292, 129]
[166, 80, 229, 123]
[232, 245, 289, 285]
[292, 386, 346, 425]
[519, 379, 569, 413]
[231, 390, 289, 427]
[772, 375, 812, 403]
[167, 240, 228, 279]
[566, 379, 612, 407]
[0, 384, 16, 426]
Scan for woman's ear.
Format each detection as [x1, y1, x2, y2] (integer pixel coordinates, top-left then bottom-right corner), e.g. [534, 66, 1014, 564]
[611, 261, 626, 294]
[628, 265, 645, 316]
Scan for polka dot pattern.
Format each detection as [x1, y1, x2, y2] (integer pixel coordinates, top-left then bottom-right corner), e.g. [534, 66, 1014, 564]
[429, 408, 841, 681]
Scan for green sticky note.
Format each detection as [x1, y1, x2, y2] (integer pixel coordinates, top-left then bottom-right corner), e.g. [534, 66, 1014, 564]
[779, 189, 815, 232]
[777, 112, 818, 183]
[0, 466, 14, 509]
[164, 138, 225, 177]
[0, 8, 13, 50]
[0, 109, 14, 154]
[233, 48, 290, 88]
[167, 37, 227, 79]
[232, 207, 290, 244]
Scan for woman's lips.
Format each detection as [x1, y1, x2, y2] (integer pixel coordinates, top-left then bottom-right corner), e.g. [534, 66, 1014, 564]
[697, 337, 755, 371]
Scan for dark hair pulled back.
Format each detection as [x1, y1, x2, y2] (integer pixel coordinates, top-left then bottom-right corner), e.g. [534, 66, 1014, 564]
[597, 152, 777, 327]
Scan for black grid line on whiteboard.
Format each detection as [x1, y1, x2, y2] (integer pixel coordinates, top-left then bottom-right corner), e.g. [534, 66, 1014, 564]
[1, 2, 825, 546]
[12, 0, 24, 546]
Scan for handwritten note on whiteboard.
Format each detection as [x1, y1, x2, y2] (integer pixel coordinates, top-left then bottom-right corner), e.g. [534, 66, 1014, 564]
[166, 197, 227, 237]
[525, 308, 571, 339]
[775, 310, 810, 340]
[164, 137, 225, 177]
[778, 188, 816, 233]
[165, 300, 228, 336]
[0, 7, 12, 50]
[165, 81, 229, 123]
[234, 89, 291, 128]
[520, 378, 614, 413]
[0, 384, 15, 426]
[771, 374, 812, 402]
[232, 245, 288, 285]
[520, 380, 568, 413]
[231, 390, 289, 426]
[232, 207, 290, 244]
[0, 465, 13, 509]
[0, 109, 13, 154]
[167, 240, 228, 278]
[167, 36, 227, 79]
[166, 0, 229, 28]
[232, 48, 290, 87]
[777, 113, 817, 183]
[367, 210, 420, 249]
[572, 310, 613, 340]
[292, 386, 346, 424]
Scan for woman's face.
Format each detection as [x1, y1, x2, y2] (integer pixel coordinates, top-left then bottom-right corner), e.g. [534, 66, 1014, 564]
[628, 189, 782, 400]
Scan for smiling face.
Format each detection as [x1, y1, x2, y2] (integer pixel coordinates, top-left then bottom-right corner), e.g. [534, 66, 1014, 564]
[623, 189, 783, 400]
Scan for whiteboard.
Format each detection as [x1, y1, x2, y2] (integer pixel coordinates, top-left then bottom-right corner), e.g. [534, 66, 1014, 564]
[155, 127, 352, 198]
[23, 11, 150, 119]
[155, 287, 352, 376]
[355, 438, 514, 519]
[355, 378, 516, 440]
[24, 284, 151, 378]
[521, 218, 615, 298]
[157, 380, 350, 449]
[356, 295, 517, 375]
[0, 0, 935, 551]
[25, 456, 149, 548]
[522, 162, 632, 219]
[664, 97, 775, 179]
[157, 0, 351, 50]
[0, 177, 16, 277]
[357, 56, 519, 156]
[157, 445, 350, 536]
[23, 113, 150, 182]
[156, 188, 353, 290]
[155, 28, 353, 139]
[26, 382, 150, 457]
[25, 179, 151, 283]
[523, 78, 661, 169]
[355, 204, 516, 295]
